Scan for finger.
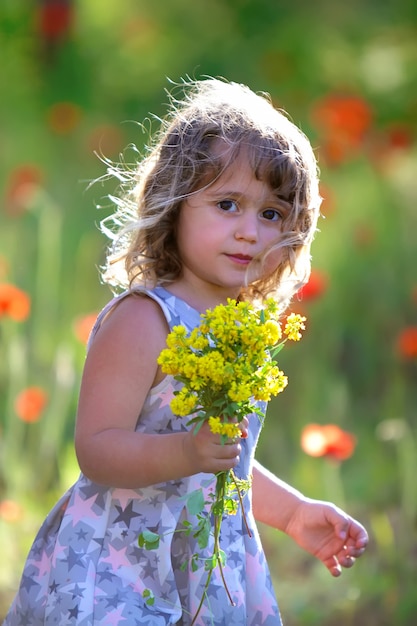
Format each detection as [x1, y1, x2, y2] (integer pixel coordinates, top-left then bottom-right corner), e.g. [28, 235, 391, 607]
[239, 416, 249, 438]
[344, 522, 369, 548]
[215, 441, 241, 459]
[345, 544, 366, 559]
[212, 456, 240, 472]
[333, 519, 368, 554]
[214, 443, 241, 468]
[353, 531, 369, 549]
[323, 555, 342, 577]
[338, 552, 356, 568]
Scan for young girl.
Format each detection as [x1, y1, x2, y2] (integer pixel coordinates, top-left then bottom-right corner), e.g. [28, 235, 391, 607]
[4, 78, 368, 626]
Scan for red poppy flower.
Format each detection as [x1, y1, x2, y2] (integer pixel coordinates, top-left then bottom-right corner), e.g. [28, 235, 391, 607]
[311, 93, 372, 165]
[4, 164, 43, 216]
[73, 312, 98, 344]
[37, 0, 74, 41]
[47, 102, 82, 135]
[87, 125, 125, 157]
[297, 269, 328, 301]
[321, 137, 353, 167]
[396, 327, 417, 359]
[301, 423, 356, 461]
[0, 499, 24, 523]
[386, 124, 414, 151]
[14, 387, 48, 423]
[311, 94, 372, 143]
[0, 283, 31, 322]
[353, 224, 376, 249]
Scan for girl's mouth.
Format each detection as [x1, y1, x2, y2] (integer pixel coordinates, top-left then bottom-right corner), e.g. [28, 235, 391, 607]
[226, 253, 253, 265]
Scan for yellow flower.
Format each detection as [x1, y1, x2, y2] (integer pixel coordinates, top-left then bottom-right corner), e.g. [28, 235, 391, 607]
[228, 381, 253, 403]
[264, 298, 281, 317]
[161, 300, 305, 433]
[170, 389, 198, 416]
[166, 324, 187, 349]
[208, 416, 241, 439]
[263, 319, 282, 345]
[157, 349, 180, 375]
[236, 300, 251, 314]
[222, 422, 241, 439]
[284, 313, 306, 341]
[186, 328, 209, 351]
[208, 416, 223, 434]
[180, 353, 200, 380]
[196, 352, 226, 385]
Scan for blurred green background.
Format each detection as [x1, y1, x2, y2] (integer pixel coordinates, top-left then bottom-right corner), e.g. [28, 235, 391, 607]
[1, 0, 416, 624]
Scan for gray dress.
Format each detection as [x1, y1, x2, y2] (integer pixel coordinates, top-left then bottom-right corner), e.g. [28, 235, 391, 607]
[4, 287, 282, 626]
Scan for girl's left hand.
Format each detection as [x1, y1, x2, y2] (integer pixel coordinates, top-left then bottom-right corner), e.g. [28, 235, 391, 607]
[285, 498, 368, 576]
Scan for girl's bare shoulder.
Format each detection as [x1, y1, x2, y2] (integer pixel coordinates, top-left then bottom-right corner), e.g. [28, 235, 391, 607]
[88, 292, 169, 360]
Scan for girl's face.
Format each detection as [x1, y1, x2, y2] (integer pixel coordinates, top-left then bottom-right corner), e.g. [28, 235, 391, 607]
[172, 154, 290, 310]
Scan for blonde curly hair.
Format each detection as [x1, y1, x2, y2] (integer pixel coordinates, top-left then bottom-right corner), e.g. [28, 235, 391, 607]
[100, 77, 321, 306]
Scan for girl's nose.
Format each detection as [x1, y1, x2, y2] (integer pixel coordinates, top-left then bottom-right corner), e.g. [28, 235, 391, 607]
[234, 213, 258, 243]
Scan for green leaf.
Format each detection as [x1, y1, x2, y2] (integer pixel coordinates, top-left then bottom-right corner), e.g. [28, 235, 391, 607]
[270, 343, 285, 358]
[191, 419, 204, 435]
[138, 530, 160, 550]
[194, 516, 211, 549]
[218, 549, 227, 566]
[191, 554, 200, 572]
[224, 498, 238, 514]
[186, 488, 205, 515]
[204, 555, 217, 571]
[182, 520, 193, 536]
[143, 589, 155, 606]
[211, 397, 228, 409]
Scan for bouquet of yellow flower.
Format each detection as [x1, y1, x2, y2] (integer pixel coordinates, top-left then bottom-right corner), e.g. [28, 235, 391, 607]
[139, 298, 306, 623]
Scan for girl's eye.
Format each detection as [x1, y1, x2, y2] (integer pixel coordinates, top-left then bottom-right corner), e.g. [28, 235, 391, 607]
[262, 208, 282, 221]
[217, 199, 238, 212]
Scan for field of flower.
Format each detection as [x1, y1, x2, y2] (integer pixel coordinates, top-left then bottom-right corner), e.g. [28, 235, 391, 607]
[1, 1, 416, 623]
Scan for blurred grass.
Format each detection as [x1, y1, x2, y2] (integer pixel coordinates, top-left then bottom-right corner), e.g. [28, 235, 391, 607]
[1, 0, 416, 623]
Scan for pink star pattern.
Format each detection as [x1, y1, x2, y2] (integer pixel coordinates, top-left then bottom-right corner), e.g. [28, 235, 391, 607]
[65, 492, 101, 526]
[103, 606, 128, 625]
[101, 544, 131, 571]
[51, 539, 67, 568]
[35, 549, 52, 579]
[258, 591, 279, 621]
[112, 488, 143, 508]
[157, 382, 175, 408]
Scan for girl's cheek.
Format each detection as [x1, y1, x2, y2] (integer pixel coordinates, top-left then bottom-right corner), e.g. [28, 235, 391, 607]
[264, 248, 284, 275]
[251, 249, 282, 283]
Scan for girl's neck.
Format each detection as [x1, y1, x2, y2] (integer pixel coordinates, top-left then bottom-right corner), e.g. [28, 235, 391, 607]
[164, 280, 241, 313]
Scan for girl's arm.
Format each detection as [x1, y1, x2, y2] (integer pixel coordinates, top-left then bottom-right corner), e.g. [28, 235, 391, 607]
[252, 460, 368, 576]
[75, 295, 242, 488]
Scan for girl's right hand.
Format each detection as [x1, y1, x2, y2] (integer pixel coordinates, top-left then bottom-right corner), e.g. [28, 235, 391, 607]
[184, 416, 249, 474]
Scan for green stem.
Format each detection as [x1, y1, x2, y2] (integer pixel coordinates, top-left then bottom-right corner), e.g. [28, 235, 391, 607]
[190, 570, 212, 626]
[190, 472, 235, 626]
[230, 470, 251, 537]
[213, 500, 234, 606]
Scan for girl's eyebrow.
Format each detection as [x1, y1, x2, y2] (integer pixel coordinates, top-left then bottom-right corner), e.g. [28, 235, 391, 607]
[212, 187, 292, 211]
[211, 188, 242, 198]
